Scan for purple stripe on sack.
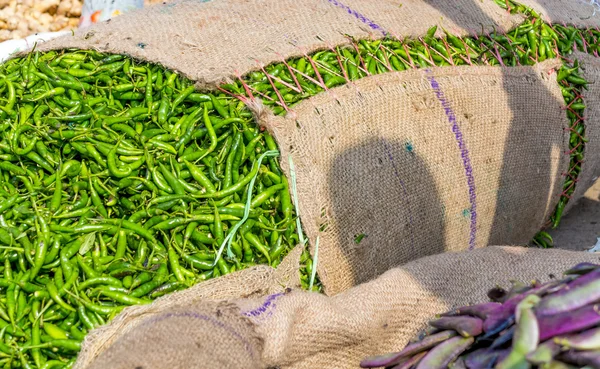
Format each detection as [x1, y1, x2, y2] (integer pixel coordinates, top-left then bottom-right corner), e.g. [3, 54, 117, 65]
[425, 71, 478, 250]
[242, 292, 284, 319]
[325, 0, 388, 36]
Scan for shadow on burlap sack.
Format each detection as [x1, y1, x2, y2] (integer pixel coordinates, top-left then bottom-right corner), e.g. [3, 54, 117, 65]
[262, 60, 570, 294]
[519, 0, 600, 27]
[77, 246, 600, 369]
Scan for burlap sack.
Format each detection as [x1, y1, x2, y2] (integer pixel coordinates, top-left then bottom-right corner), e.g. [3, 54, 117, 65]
[262, 60, 569, 294]
[37, 0, 600, 89]
[84, 302, 264, 369]
[72, 244, 305, 369]
[79, 246, 600, 369]
[563, 52, 600, 215]
[39, 0, 525, 88]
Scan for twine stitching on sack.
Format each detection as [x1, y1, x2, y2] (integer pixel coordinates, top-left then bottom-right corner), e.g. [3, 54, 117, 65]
[329, 43, 353, 82]
[256, 60, 293, 114]
[425, 70, 478, 250]
[278, 54, 305, 93]
[350, 41, 373, 75]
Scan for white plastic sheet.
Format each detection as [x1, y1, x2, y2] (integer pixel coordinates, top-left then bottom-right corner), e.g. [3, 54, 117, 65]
[0, 31, 70, 63]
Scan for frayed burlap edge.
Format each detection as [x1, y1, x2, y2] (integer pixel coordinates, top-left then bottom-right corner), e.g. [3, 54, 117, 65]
[73, 245, 303, 369]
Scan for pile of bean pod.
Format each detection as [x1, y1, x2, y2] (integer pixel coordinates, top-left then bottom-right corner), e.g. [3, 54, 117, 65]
[229, 0, 591, 247]
[361, 261, 600, 369]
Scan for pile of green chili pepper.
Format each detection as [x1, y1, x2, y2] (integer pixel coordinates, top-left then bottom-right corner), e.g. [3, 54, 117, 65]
[0, 0, 596, 366]
[0, 49, 318, 368]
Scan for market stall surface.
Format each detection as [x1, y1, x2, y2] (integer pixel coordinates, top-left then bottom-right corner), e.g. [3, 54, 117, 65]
[548, 178, 600, 252]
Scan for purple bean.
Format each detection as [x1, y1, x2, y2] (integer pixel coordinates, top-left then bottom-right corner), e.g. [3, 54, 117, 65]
[538, 304, 600, 341]
[526, 340, 560, 365]
[515, 304, 539, 353]
[414, 336, 474, 369]
[544, 281, 570, 295]
[537, 269, 600, 316]
[359, 331, 456, 368]
[554, 326, 600, 350]
[558, 350, 600, 367]
[390, 351, 427, 369]
[464, 348, 501, 369]
[495, 299, 539, 369]
[564, 262, 600, 276]
[442, 303, 501, 320]
[564, 268, 600, 289]
[483, 297, 523, 333]
[412, 326, 440, 343]
[449, 356, 467, 369]
[503, 281, 537, 301]
[482, 316, 515, 340]
[429, 316, 483, 337]
[490, 326, 515, 349]
[545, 360, 578, 369]
[484, 282, 559, 333]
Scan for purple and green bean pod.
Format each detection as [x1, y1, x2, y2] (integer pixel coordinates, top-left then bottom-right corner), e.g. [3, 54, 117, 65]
[360, 262, 600, 369]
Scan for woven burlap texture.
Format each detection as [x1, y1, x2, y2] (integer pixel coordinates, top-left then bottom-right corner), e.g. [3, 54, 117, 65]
[87, 302, 263, 369]
[519, 0, 600, 28]
[563, 52, 600, 215]
[73, 245, 303, 369]
[38, 0, 524, 88]
[262, 60, 569, 295]
[81, 246, 600, 369]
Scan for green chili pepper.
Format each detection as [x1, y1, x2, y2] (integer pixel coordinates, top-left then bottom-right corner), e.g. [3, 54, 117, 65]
[46, 282, 75, 312]
[171, 86, 195, 113]
[98, 290, 150, 306]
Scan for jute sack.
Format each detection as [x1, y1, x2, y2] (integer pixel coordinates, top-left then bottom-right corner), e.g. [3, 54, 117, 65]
[36, 0, 600, 296]
[37, 0, 599, 88]
[262, 60, 570, 294]
[77, 246, 600, 369]
[39, 0, 525, 88]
